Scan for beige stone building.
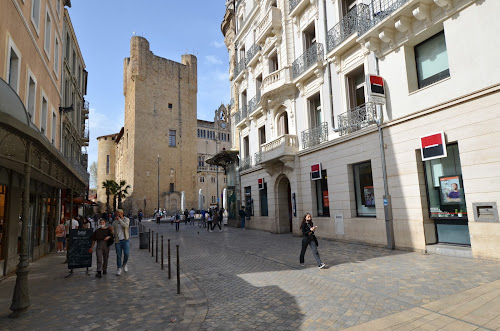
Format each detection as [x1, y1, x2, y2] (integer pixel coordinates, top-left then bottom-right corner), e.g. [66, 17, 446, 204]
[222, 0, 500, 260]
[97, 36, 231, 216]
[196, 105, 231, 210]
[0, 0, 89, 279]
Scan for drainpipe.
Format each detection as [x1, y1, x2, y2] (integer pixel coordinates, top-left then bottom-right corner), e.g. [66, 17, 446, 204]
[323, 0, 335, 129]
[375, 57, 394, 250]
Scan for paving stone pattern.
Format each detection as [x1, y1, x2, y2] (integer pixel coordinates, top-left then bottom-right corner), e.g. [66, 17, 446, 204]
[1, 220, 500, 330]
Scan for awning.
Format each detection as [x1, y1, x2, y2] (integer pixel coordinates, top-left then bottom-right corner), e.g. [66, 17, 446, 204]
[72, 197, 97, 206]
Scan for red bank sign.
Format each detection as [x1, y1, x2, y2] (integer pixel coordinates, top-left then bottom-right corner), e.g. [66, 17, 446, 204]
[311, 164, 322, 180]
[420, 132, 447, 161]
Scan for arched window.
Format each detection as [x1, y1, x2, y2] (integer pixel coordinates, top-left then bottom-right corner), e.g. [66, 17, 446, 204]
[277, 112, 289, 136]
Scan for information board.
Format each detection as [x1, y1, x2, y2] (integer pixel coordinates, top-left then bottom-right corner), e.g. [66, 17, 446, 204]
[130, 225, 139, 238]
[68, 229, 92, 269]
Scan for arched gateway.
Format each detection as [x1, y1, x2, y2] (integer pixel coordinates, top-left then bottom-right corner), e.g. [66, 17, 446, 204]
[276, 175, 292, 233]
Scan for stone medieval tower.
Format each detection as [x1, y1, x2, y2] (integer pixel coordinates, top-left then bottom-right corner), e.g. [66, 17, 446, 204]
[117, 36, 198, 215]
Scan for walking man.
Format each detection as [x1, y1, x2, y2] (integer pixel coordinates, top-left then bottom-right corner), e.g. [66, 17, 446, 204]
[189, 208, 195, 227]
[113, 209, 130, 276]
[239, 206, 247, 230]
[175, 211, 180, 231]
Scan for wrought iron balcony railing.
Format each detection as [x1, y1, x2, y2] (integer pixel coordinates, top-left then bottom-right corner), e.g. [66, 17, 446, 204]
[289, 0, 303, 12]
[234, 57, 247, 79]
[234, 110, 241, 124]
[254, 151, 262, 164]
[247, 90, 261, 115]
[358, 0, 410, 36]
[301, 122, 328, 150]
[235, 105, 248, 124]
[327, 4, 369, 52]
[337, 102, 377, 136]
[246, 44, 261, 63]
[292, 43, 324, 79]
[239, 156, 252, 171]
[82, 100, 89, 114]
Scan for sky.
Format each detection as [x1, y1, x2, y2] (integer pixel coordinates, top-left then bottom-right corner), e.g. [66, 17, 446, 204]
[67, 1, 231, 168]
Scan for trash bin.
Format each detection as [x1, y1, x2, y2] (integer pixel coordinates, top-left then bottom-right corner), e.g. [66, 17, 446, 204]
[139, 232, 148, 249]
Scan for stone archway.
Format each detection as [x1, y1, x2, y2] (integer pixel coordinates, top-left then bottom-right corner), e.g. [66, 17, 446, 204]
[276, 174, 292, 234]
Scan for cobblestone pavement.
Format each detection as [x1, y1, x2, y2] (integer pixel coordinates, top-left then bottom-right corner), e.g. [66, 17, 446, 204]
[1, 220, 500, 330]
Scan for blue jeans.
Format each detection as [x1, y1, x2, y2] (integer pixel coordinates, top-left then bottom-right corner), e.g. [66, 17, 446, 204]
[115, 239, 130, 268]
[240, 216, 245, 229]
[175, 222, 180, 231]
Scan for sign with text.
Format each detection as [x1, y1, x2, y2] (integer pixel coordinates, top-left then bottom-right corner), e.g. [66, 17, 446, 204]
[421, 132, 447, 161]
[311, 164, 322, 180]
[68, 229, 92, 269]
[258, 178, 264, 190]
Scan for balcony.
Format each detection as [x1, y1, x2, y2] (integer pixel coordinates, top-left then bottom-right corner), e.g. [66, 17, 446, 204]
[260, 134, 298, 164]
[301, 122, 328, 150]
[261, 67, 294, 101]
[337, 102, 377, 136]
[65, 155, 90, 185]
[82, 100, 89, 120]
[254, 151, 262, 165]
[292, 43, 324, 81]
[234, 57, 247, 82]
[246, 44, 261, 67]
[358, 0, 411, 36]
[82, 121, 89, 146]
[247, 90, 261, 116]
[327, 4, 369, 53]
[289, 0, 309, 17]
[235, 105, 248, 127]
[239, 156, 253, 171]
[256, 6, 282, 45]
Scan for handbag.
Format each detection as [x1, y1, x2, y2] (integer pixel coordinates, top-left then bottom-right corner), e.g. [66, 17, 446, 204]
[107, 229, 115, 247]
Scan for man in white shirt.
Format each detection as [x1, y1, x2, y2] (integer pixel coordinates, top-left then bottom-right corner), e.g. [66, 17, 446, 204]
[65, 216, 79, 257]
[189, 208, 195, 227]
[113, 209, 130, 276]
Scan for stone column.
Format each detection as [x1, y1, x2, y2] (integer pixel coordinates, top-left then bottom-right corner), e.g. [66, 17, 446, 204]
[10, 141, 32, 316]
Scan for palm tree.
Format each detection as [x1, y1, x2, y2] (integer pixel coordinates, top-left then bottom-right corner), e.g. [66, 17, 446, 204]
[116, 180, 131, 210]
[102, 180, 116, 215]
[110, 181, 119, 212]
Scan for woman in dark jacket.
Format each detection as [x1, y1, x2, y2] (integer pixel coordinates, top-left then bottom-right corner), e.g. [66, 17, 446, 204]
[299, 213, 326, 269]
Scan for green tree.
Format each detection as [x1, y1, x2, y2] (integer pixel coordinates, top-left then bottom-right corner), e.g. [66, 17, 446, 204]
[102, 180, 116, 215]
[116, 180, 131, 210]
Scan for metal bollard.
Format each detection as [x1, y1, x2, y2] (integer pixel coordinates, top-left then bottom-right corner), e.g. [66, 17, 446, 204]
[151, 231, 154, 257]
[156, 232, 158, 263]
[168, 239, 171, 279]
[148, 229, 151, 252]
[161, 236, 164, 270]
[176, 244, 180, 294]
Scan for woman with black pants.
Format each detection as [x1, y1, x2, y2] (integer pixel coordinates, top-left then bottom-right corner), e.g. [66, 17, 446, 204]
[299, 213, 326, 269]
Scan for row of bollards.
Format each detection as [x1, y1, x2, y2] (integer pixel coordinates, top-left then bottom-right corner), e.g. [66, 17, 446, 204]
[148, 228, 179, 294]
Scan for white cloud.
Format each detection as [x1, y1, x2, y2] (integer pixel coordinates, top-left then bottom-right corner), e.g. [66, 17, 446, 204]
[205, 55, 223, 65]
[210, 40, 225, 48]
[215, 71, 229, 81]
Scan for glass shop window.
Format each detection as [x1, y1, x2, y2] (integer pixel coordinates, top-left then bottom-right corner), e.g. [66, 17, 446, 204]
[353, 161, 376, 217]
[424, 144, 467, 219]
[315, 170, 330, 217]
